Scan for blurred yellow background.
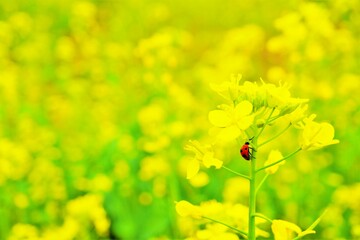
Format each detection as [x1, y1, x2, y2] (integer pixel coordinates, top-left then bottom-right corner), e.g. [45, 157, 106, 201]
[0, 0, 359, 239]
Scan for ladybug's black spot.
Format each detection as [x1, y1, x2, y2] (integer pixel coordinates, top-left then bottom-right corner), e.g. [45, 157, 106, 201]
[245, 147, 248, 150]
[240, 149, 243, 153]
[242, 153, 250, 160]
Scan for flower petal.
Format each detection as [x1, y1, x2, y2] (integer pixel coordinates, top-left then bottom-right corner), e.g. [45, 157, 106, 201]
[274, 220, 302, 234]
[209, 110, 232, 127]
[175, 200, 192, 217]
[237, 115, 254, 130]
[216, 125, 241, 142]
[272, 219, 302, 240]
[271, 220, 289, 240]
[316, 122, 335, 142]
[264, 150, 284, 174]
[189, 171, 209, 187]
[187, 158, 200, 179]
[175, 200, 202, 218]
[301, 121, 339, 151]
[203, 152, 223, 169]
[210, 82, 232, 101]
[234, 100, 253, 118]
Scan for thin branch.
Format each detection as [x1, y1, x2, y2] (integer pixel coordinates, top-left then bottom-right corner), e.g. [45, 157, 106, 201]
[202, 216, 248, 237]
[256, 148, 302, 173]
[267, 114, 283, 125]
[256, 108, 275, 139]
[258, 123, 291, 148]
[253, 213, 273, 223]
[255, 173, 269, 194]
[222, 166, 251, 180]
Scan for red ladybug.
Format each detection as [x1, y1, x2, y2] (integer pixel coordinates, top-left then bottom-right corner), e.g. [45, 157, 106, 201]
[240, 142, 252, 160]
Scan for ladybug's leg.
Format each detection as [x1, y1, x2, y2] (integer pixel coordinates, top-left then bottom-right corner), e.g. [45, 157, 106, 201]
[249, 147, 257, 152]
[248, 146, 257, 159]
[248, 151, 256, 159]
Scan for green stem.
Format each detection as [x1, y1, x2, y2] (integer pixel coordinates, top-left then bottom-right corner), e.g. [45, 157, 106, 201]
[255, 108, 275, 139]
[267, 114, 283, 125]
[222, 166, 251, 180]
[292, 209, 328, 240]
[248, 137, 258, 240]
[258, 123, 291, 148]
[256, 148, 302, 173]
[254, 213, 273, 223]
[248, 108, 275, 240]
[201, 216, 248, 238]
[255, 173, 269, 194]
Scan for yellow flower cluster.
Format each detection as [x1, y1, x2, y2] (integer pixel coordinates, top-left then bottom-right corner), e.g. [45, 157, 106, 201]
[176, 200, 269, 240]
[7, 194, 110, 240]
[181, 76, 338, 239]
[176, 200, 323, 240]
[212, 78, 338, 150]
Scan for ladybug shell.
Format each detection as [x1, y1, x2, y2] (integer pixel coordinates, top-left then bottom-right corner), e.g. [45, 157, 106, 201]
[240, 142, 250, 160]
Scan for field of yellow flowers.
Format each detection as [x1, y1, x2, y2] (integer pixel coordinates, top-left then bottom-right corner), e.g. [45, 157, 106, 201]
[0, 0, 359, 239]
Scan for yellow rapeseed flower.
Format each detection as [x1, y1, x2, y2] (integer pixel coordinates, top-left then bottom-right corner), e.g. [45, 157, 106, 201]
[210, 74, 242, 102]
[185, 140, 222, 179]
[284, 104, 308, 128]
[271, 219, 315, 240]
[266, 82, 308, 114]
[186, 158, 200, 179]
[65, 194, 110, 236]
[264, 150, 285, 174]
[14, 193, 29, 209]
[300, 117, 339, 151]
[189, 171, 210, 187]
[7, 223, 39, 240]
[176, 199, 269, 239]
[175, 200, 202, 219]
[208, 100, 254, 142]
